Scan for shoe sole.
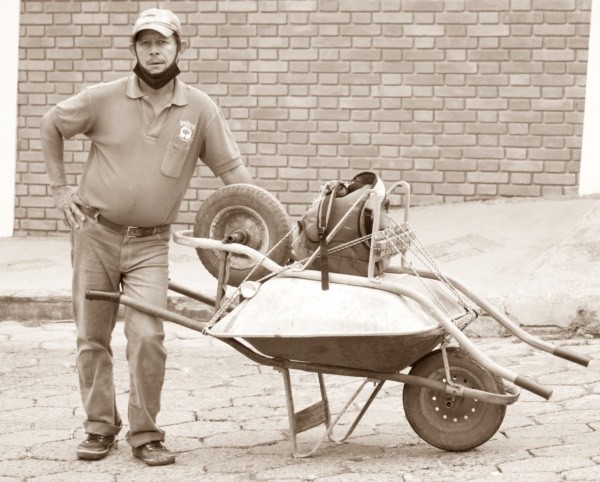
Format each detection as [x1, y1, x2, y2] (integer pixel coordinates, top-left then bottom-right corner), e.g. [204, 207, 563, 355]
[133, 451, 176, 466]
[76, 441, 116, 461]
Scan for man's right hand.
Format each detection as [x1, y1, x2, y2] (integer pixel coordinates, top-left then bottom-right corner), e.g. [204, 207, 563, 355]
[52, 186, 86, 229]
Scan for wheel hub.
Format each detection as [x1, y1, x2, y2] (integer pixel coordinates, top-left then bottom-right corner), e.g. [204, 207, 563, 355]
[420, 367, 486, 432]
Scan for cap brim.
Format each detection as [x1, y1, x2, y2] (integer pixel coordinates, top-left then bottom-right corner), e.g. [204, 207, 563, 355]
[135, 24, 175, 37]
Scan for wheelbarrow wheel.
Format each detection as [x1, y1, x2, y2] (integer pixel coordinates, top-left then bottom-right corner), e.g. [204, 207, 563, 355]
[194, 184, 293, 287]
[402, 347, 506, 452]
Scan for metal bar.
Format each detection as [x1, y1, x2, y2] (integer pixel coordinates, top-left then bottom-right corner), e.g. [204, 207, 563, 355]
[85, 290, 209, 333]
[215, 252, 229, 307]
[275, 368, 333, 458]
[388, 267, 591, 368]
[167, 280, 217, 307]
[317, 373, 331, 429]
[173, 231, 283, 273]
[277, 368, 300, 456]
[385, 180, 411, 223]
[328, 379, 386, 444]
[220, 338, 519, 406]
[368, 192, 382, 279]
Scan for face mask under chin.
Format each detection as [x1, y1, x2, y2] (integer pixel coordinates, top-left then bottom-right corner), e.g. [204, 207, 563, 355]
[133, 61, 181, 90]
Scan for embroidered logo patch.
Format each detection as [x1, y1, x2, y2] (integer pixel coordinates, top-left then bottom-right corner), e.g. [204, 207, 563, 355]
[177, 120, 195, 143]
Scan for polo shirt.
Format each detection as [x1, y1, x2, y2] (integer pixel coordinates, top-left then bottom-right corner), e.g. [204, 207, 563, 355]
[50, 75, 243, 226]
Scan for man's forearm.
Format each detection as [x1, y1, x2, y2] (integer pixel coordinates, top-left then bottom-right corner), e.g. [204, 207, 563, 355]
[40, 111, 67, 189]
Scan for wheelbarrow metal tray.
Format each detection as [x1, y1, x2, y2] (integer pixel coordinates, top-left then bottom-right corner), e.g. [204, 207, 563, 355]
[209, 276, 468, 372]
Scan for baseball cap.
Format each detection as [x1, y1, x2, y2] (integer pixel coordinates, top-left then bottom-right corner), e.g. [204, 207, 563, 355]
[133, 8, 182, 38]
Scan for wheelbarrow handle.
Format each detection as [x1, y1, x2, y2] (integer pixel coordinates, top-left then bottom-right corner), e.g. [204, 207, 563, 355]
[553, 347, 591, 367]
[514, 375, 553, 400]
[86, 290, 121, 303]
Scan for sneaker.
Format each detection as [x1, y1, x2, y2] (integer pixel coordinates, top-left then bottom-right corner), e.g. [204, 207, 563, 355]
[133, 441, 176, 466]
[76, 434, 116, 460]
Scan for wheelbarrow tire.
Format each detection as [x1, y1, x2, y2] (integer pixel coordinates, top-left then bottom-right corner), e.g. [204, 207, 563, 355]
[402, 347, 506, 452]
[193, 184, 293, 287]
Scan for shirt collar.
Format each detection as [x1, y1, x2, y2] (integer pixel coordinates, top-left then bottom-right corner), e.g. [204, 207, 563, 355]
[126, 75, 188, 106]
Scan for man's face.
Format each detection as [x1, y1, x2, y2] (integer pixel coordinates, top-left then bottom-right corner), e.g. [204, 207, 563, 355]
[134, 30, 179, 74]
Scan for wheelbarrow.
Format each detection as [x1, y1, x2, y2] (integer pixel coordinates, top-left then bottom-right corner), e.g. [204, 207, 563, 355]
[86, 181, 591, 458]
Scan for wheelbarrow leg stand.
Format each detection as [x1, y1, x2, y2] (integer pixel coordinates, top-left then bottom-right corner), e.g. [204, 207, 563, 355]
[275, 367, 385, 458]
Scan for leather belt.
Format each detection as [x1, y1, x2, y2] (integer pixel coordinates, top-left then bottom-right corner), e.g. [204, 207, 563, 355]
[78, 205, 170, 238]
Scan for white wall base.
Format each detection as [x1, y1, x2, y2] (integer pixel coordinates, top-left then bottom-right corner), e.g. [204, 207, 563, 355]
[580, 1, 600, 195]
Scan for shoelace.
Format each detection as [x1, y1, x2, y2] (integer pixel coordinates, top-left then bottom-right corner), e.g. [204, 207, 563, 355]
[145, 441, 165, 451]
[85, 434, 111, 444]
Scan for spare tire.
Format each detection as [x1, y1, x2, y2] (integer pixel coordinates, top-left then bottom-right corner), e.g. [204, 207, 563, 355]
[193, 184, 293, 287]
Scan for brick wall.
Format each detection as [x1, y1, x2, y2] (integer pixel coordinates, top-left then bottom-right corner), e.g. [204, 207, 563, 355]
[16, 0, 591, 235]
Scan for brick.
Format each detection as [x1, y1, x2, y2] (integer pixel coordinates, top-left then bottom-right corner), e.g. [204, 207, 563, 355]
[533, 173, 576, 185]
[434, 183, 476, 195]
[403, 171, 444, 183]
[467, 171, 509, 183]
[467, 25, 510, 36]
[435, 159, 477, 171]
[19, 219, 58, 231]
[402, 147, 440, 159]
[533, 25, 576, 36]
[498, 184, 541, 196]
[467, 0, 509, 10]
[499, 86, 541, 98]
[532, 0, 575, 10]
[464, 147, 505, 159]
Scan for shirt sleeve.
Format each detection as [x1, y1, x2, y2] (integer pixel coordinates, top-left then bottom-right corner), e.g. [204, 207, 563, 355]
[51, 89, 94, 140]
[200, 106, 243, 176]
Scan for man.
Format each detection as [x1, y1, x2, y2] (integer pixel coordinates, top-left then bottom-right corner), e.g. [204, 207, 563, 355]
[41, 9, 252, 466]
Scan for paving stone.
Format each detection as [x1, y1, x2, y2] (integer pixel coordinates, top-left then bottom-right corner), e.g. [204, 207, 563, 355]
[503, 423, 592, 439]
[562, 430, 600, 445]
[534, 409, 600, 425]
[319, 474, 401, 482]
[349, 432, 416, 448]
[0, 418, 31, 434]
[498, 456, 595, 474]
[30, 472, 116, 482]
[0, 459, 71, 479]
[206, 405, 280, 422]
[164, 420, 240, 439]
[537, 369, 600, 385]
[203, 429, 285, 448]
[34, 392, 81, 409]
[156, 409, 196, 426]
[469, 475, 559, 482]
[563, 465, 600, 481]
[204, 453, 289, 474]
[254, 459, 344, 481]
[0, 445, 27, 461]
[0, 430, 71, 447]
[0, 407, 77, 432]
[562, 394, 600, 410]
[531, 443, 600, 458]
[0, 398, 35, 411]
[494, 413, 532, 430]
[29, 439, 78, 462]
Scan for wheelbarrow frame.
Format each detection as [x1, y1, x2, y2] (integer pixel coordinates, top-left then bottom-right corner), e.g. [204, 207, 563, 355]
[85, 180, 591, 458]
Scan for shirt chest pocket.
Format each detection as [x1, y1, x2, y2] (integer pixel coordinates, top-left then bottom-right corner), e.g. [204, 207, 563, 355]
[161, 140, 191, 178]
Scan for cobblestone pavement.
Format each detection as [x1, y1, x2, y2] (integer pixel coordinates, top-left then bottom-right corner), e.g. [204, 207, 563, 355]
[0, 321, 598, 481]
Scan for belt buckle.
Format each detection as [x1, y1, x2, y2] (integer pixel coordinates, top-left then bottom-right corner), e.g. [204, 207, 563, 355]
[126, 226, 141, 237]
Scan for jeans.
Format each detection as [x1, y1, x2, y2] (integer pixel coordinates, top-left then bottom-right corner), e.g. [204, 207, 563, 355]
[71, 219, 170, 448]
